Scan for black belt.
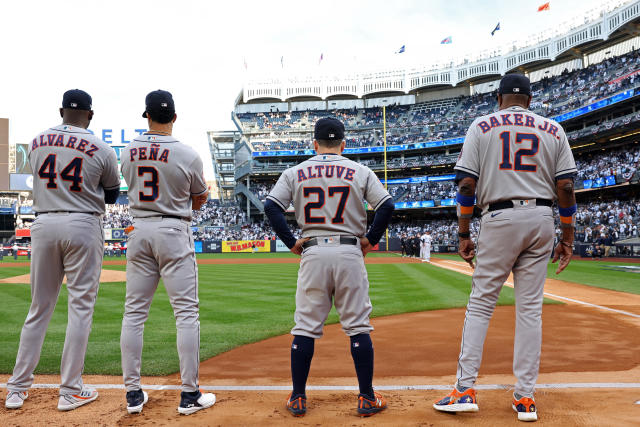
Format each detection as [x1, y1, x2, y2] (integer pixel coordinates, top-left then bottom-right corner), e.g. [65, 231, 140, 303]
[36, 211, 98, 216]
[488, 199, 553, 212]
[302, 236, 358, 249]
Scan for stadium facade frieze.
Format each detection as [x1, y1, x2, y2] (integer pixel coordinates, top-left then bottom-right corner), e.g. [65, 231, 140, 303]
[242, 1, 640, 102]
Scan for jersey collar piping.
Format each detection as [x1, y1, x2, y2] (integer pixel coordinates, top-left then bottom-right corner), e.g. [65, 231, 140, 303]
[51, 124, 92, 134]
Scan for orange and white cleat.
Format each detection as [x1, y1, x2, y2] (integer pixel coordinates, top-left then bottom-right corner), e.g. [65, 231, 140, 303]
[286, 393, 306, 417]
[433, 387, 478, 412]
[512, 393, 537, 422]
[357, 391, 387, 417]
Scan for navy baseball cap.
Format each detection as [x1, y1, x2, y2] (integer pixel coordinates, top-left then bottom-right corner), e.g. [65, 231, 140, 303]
[62, 89, 92, 111]
[314, 117, 345, 140]
[142, 89, 175, 120]
[498, 73, 531, 96]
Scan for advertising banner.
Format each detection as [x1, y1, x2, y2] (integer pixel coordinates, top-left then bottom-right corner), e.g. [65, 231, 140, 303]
[201, 240, 222, 253]
[194, 241, 203, 253]
[222, 240, 271, 253]
[15, 229, 30, 238]
[275, 240, 289, 252]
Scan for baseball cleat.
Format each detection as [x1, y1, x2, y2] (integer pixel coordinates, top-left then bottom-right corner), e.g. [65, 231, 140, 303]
[286, 393, 306, 417]
[512, 393, 537, 422]
[126, 389, 148, 414]
[5, 391, 28, 409]
[357, 391, 387, 417]
[178, 390, 216, 415]
[433, 387, 478, 412]
[58, 387, 98, 411]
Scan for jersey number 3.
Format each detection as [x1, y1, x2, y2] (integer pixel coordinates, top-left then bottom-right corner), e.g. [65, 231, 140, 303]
[38, 154, 83, 192]
[303, 186, 350, 224]
[498, 132, 539, 172]
[138, 166, 159, 202]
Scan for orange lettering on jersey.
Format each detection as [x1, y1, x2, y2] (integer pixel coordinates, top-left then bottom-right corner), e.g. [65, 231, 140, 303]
[31, 138, 38, 150]
[524, 115, 535, 128]
[314, 165, 324, 177]
[335, 166, 346, 178]
[325, 165, 335, 177]
[54, 134, 65, 147]
[66, 136, 77, 148]
[297, 169, 307, 182]
[547, 124, 558, 137]
[85, 144, 99, 157]
[344, 168, 355, 181]
[306, 166, 317, 179]
[489, 116, 501, 128]
[513, 113, 524, 126]
[478, 121, 491, 133]
[129, 148, 138, 161]
[149, 144, 160, 161]
[46, 134, 57, 146]
[158, 149, 169, 163]
[501, 114, 513, 125]
[538, 121, 548, 131]
[139, 147, 147, 160]
[77, 139, 88, 152]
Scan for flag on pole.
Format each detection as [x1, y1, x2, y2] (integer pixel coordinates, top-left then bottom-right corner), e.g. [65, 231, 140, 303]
[537, 2, 550, 12]
[318, 53, 324, 65]
[491, 22, 500, 36]
[395, 45, 405, 54]
[243, 57, 248, 70]
[280, 56, 284, 68]
[440, 36, 452, 44]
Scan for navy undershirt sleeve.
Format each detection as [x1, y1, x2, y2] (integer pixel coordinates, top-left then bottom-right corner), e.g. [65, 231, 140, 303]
[264, 199, 297, 249]
[104, 188, 119, 204]
[454, 171, 478, 184]
[365, 198, 394, 246]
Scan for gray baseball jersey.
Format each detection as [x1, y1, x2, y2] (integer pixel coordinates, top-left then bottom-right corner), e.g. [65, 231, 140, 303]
[267, 154, 391, 239]
[120, 132, 205, 393]
[28, 125, 121, 213]
[455, 106, 577, 209]
[451, 105, 577, 398]
[121, 134, 207, 220]
[267, 153, 391, 339]
[8, 124, 119, 397]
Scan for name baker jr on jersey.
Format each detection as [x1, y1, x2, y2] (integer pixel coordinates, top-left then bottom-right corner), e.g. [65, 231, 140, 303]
[476, 112, 561, 139]
[296, 164, 356, 182]
[128, 144, 170, 163]
[31, 132, 100, 157]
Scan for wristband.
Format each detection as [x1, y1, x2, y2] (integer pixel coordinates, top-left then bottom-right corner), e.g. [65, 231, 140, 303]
[456, 192, 476, 218]
[560, 241, 573, 248]
[559, 204, 577, 227]
[458, 231, 470, 238]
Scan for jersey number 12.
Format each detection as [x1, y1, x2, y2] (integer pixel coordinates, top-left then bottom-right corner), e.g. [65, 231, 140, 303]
[498, 132, 539, 172]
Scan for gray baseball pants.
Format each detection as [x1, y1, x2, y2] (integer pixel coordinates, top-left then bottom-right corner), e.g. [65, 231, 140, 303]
[120, 217, 200, 392]
[456, 205, 554, 397]
[291, 237, 373, 339]
[8, 212, 103, 396]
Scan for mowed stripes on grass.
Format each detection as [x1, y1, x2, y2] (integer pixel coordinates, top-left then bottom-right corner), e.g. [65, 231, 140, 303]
[0, 255, 524, 376]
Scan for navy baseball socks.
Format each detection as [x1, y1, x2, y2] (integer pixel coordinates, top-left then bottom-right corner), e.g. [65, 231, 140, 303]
[351, 334, 387, 416]
[288, 335, 314, 416]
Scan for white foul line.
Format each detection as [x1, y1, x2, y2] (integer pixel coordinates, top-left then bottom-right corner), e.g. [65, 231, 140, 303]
[1, 383, 640, 391]
[433, 259, 640, 319]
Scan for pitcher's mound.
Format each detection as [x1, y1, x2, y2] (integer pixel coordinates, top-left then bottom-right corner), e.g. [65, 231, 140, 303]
[0, 268, 126, 284]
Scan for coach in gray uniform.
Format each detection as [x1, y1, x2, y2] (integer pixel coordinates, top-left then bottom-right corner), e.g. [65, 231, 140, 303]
[433, 74, 577, 422]
[119, 90, 215, 415]
[5, 90, 120, 411]
[265, 117, 394, 418]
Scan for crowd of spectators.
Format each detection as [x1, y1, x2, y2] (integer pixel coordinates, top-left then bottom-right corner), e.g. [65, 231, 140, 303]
[575, 199, 640, 243]
[388, 219, 481, 245]
[239, 49, 640, 152]
[390, 181, 457, 202]
[574, 146, 640, 182]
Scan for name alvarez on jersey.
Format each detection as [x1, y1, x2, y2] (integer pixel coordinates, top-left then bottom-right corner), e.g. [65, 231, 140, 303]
[31, 133, 100, 157]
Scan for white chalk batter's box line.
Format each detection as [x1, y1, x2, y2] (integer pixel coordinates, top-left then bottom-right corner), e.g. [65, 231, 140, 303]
[2, 383, 640, 391]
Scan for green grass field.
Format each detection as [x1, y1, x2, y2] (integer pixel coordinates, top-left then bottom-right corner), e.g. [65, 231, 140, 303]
[433, 253, 640, 295]
[0, 252, 635, 376]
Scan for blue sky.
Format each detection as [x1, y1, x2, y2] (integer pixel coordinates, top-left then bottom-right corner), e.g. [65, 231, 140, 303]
[0, 0, 622, 177]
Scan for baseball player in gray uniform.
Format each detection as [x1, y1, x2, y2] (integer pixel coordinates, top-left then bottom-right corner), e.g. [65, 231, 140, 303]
[420, 231, 432, 262]
[433, 74, 577, 422]
[5, 89, 120, 411]
[264, 117, 395, 418]
[119, 90, 214, 415]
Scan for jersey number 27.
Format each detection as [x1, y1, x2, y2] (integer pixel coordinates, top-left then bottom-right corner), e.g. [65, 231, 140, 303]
[303, 186, 350, 224]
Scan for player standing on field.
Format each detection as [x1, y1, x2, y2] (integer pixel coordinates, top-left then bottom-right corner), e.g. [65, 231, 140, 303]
[433, 74, 576, 422]
[119, 90, 215, 415]
[265, 117, 394, 418]
[5, 90, 121, 411]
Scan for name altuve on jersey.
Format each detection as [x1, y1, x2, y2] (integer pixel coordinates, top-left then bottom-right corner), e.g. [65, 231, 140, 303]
[31, 134, 100, 157]
[297, 164, 356, 182]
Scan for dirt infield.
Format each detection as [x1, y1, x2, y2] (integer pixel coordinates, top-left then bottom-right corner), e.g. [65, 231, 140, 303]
[0, 269, 126, 284]
[1, 255, 639, 425]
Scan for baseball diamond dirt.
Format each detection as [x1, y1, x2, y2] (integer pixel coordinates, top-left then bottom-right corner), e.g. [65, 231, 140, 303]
[0, 254, 639, 425]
